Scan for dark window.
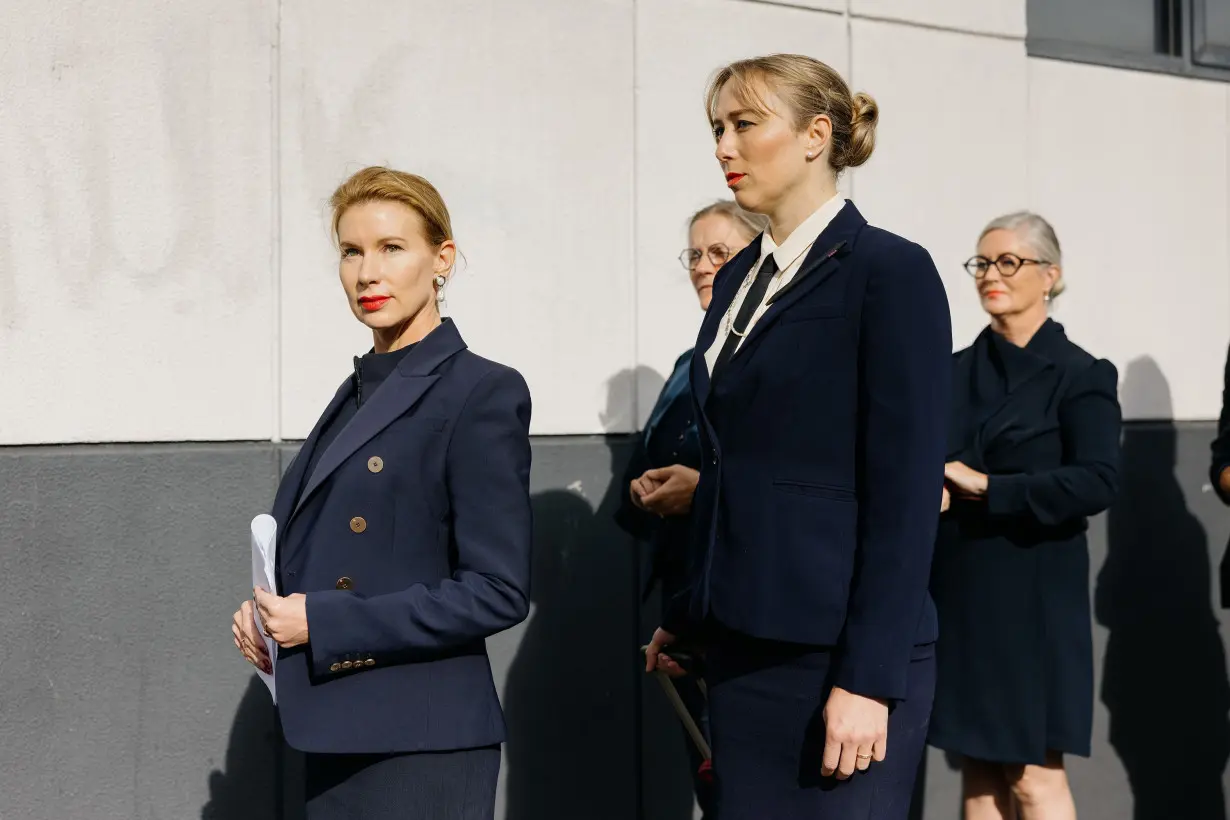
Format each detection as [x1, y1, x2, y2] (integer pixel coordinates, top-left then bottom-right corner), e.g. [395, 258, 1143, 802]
[1193, 0, 1230, 68]
[1028, 0, 1230, 81]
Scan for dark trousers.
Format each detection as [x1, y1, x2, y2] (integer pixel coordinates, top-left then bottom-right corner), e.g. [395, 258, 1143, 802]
[706, 624, 935, 819]
[304, 745, 500, 820]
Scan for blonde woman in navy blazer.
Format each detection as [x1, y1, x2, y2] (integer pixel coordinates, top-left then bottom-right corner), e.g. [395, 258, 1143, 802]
[230, 167, 532, 820]
[645, 55, 951, 819]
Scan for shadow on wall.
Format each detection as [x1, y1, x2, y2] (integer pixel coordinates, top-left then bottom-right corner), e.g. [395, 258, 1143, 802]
[1096, 356, 1230, 820]
[201, 675, 282, 820]
[503, 367, 671, 820]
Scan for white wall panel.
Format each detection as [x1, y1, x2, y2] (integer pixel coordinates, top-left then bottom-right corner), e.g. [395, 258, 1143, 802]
[0, 1, 275, 444]
[634, 0, 847, 424]
[851, 0, 1026, 38]
[279, 0, 635, 437]
[850, 20, 1029, 351]
[1027, 59, 1229, 421]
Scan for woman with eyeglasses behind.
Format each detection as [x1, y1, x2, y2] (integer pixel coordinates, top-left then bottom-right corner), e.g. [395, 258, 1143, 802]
[928, 212, 1121, 820]
[616, 199, 766, 818]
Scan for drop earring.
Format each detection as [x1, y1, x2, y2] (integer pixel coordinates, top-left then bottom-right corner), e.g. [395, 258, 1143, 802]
[434, 274, 447, 303]
[1044, 291, 1051, 302]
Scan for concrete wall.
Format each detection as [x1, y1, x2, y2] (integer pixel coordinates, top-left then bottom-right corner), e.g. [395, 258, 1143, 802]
[2, 418, 1228, 819]
[4, 0, 1230, 817]
[3, 0, 1228, 446]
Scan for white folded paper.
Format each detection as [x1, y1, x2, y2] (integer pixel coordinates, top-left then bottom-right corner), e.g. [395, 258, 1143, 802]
[250, 513, 278, 702]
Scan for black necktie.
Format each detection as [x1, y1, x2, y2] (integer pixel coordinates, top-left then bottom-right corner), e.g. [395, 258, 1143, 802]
[712, 253, 779, 376]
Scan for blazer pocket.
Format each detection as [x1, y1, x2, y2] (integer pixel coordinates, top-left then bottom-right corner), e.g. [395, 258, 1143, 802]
[779, 304, 845, 324]
[773, 479, 856, 502]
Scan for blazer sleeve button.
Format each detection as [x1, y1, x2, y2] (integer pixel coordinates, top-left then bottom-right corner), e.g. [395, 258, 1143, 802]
[341, 661, 353, 670]
[364, 658, 375, 666]
[335, 576, 353, 590]
[329, 663, 341, 673]
[349, 517, 367, 533]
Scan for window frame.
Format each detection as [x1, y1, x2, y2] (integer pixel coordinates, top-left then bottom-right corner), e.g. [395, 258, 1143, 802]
[1192, 0, 1230, 70]
[1027, 0, 1230, 82]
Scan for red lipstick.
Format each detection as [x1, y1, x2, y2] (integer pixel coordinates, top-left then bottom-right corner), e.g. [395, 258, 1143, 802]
[358, 295, 390, 312]
[725, 172, 746, 187]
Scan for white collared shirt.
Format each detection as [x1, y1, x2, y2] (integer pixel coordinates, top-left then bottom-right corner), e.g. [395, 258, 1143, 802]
[704, 194, 848, 374]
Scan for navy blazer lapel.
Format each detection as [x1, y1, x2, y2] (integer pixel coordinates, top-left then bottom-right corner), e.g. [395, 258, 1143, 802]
[691, 237, 763, 409]
[967, 322, 1061, 459]
[713, 202, 866, 385]
[289, 319, 468, 522]
[272, 378, 351, 531]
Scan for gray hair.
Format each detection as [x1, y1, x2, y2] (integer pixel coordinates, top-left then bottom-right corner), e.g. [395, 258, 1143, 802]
[688, 199, 769, 242]
[979, 211, 1065, 298]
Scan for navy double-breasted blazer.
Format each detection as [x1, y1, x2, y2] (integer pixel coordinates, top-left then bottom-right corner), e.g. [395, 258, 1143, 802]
[666, 201, 952, 702]
[271, 319, 532, 754]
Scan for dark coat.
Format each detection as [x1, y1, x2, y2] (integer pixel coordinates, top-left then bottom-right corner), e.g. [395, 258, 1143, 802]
[615, 348, 703, 606]
[271, 319, 533, 754]
[1214, 343, 1230, 605]
[1214, 343, 1230, 504]
[928, 319, 1121, 763]
[667, 201, 953, 702]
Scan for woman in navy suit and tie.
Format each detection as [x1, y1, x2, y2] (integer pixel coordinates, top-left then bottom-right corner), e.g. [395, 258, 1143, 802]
[230, 166, 532, 819]
[645, 54, 951, 819]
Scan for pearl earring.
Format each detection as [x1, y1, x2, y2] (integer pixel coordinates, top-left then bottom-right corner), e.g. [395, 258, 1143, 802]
[1044, 291, 1051, 302]
[806, 152, 814, 159]
[434, 274, 447, 303]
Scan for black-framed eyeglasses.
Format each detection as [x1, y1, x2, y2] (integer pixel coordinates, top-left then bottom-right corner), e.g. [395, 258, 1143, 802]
[963, 253, 1050, 278]
[679, 243, 731, 271]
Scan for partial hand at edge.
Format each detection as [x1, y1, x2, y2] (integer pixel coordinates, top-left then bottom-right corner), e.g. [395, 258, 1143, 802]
[943, 461, 988, 499]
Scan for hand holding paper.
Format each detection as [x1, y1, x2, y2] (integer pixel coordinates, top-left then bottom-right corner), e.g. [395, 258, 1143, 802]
[249, 514, 279, 702]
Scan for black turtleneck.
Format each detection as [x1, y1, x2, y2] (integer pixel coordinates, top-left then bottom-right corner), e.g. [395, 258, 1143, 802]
[298, 342, 416, 488]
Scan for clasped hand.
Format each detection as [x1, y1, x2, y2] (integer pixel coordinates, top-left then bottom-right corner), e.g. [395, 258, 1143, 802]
[941, 461, 988, 511]
[231, 588, 309, 674]
[630, 464, 699, 517]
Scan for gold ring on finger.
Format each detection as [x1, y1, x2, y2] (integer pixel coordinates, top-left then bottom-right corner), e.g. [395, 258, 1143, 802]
[856, 753, 873, 760]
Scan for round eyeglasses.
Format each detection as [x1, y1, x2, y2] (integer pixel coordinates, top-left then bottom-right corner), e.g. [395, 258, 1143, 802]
[679, 243, 732, 271]
[963, 253, 1049, 278]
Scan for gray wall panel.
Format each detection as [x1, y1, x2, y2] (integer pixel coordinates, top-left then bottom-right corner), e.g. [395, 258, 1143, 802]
[1, 427, 1228, 819]
[0, 444, 282, 820]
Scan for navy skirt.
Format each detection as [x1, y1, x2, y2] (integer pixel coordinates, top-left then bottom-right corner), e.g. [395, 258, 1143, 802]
[304, 746, 500, 820]
[705, 623, 934, 820]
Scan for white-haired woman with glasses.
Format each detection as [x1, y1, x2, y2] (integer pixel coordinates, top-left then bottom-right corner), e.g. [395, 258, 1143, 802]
[928, 212, 1122, 820]
[617, 199, 766, 818]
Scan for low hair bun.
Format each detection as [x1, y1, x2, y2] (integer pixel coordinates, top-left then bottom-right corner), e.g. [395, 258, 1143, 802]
[844, 91, 879, 168]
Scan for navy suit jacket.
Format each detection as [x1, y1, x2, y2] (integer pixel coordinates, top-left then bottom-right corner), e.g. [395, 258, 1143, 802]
[668, 201, 952, 702]
[1214, 342, 1230, 506]
[271, 319, 532, 754]
[1213, 343, 1230, 605]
